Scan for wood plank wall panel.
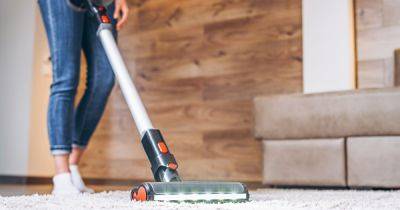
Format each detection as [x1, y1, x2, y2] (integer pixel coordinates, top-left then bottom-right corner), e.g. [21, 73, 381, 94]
[356, 0, 400, 88]
[80, 0, 302, 182]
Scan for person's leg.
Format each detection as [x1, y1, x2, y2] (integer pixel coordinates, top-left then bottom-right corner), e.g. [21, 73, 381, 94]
[38, 0, 84, 195]
[54, 155, 70, 174]
[68, 5, 117, 192]
[70, 4, 117, 164]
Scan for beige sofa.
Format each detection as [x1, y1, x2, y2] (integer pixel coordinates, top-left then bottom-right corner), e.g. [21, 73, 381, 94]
[254, 87, 400, 188]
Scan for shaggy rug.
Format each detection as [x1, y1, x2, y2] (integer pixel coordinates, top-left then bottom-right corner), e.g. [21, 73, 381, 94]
[1, 189, 399, 210]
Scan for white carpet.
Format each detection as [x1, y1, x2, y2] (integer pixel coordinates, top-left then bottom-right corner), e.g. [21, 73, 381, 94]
[1, 189, 400, 210]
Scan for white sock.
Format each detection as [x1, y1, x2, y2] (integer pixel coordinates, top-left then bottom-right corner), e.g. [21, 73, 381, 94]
[52, 173, 80, 196]
[69, 164, 94, 193]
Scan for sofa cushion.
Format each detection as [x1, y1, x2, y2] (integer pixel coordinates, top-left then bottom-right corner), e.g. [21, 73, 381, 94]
[262, 139, 346, 186]
[254, 87, 400, 139]
[347, 136, 400, 188]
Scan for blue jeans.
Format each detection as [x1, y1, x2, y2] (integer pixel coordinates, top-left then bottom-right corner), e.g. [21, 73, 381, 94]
[38, 0, 117, 155]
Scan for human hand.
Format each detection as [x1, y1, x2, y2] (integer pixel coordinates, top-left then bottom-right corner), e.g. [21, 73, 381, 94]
[113, 0, 129, 31]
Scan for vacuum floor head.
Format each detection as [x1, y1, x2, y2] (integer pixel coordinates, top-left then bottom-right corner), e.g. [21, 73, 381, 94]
[131, 181, 249, 202]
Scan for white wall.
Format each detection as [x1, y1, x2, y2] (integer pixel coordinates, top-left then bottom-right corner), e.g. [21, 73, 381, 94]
[0, 0, 36, 175]
[302, 0, 356, 93]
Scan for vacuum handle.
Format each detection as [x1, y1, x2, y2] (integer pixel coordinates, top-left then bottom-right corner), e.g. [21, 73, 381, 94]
[98, 26, 154, 136]
[94, 5, 182, 182]
[83, 1, 155, 135]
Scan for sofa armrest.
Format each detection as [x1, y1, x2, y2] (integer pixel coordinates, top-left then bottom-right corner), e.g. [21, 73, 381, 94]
[254, 87, 400, 140]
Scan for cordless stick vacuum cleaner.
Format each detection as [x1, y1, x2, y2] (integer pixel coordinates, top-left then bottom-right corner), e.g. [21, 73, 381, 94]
[67, 0, 249, 202]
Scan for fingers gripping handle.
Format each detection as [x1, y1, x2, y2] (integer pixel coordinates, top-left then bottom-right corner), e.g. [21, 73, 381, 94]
[98, 28, 154, 136]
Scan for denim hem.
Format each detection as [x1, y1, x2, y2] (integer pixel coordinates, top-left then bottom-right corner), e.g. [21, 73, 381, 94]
[51, 145, 72, 150]
[51, 149, 71, 155]
[50, 145, 72, 155]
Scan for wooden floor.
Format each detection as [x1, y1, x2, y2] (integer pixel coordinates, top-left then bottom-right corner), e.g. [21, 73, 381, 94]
[0, 184, 131, 197]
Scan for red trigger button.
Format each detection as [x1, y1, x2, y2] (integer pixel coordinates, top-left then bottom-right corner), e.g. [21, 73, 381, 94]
[101, 15, 111, 23]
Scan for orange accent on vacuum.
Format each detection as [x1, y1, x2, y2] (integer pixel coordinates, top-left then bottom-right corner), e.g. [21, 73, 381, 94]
[135, 186, 147, 201]
[168, 163, 178, 170]
[101, 15, 110, 23]
[157, 142, 168, 154]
